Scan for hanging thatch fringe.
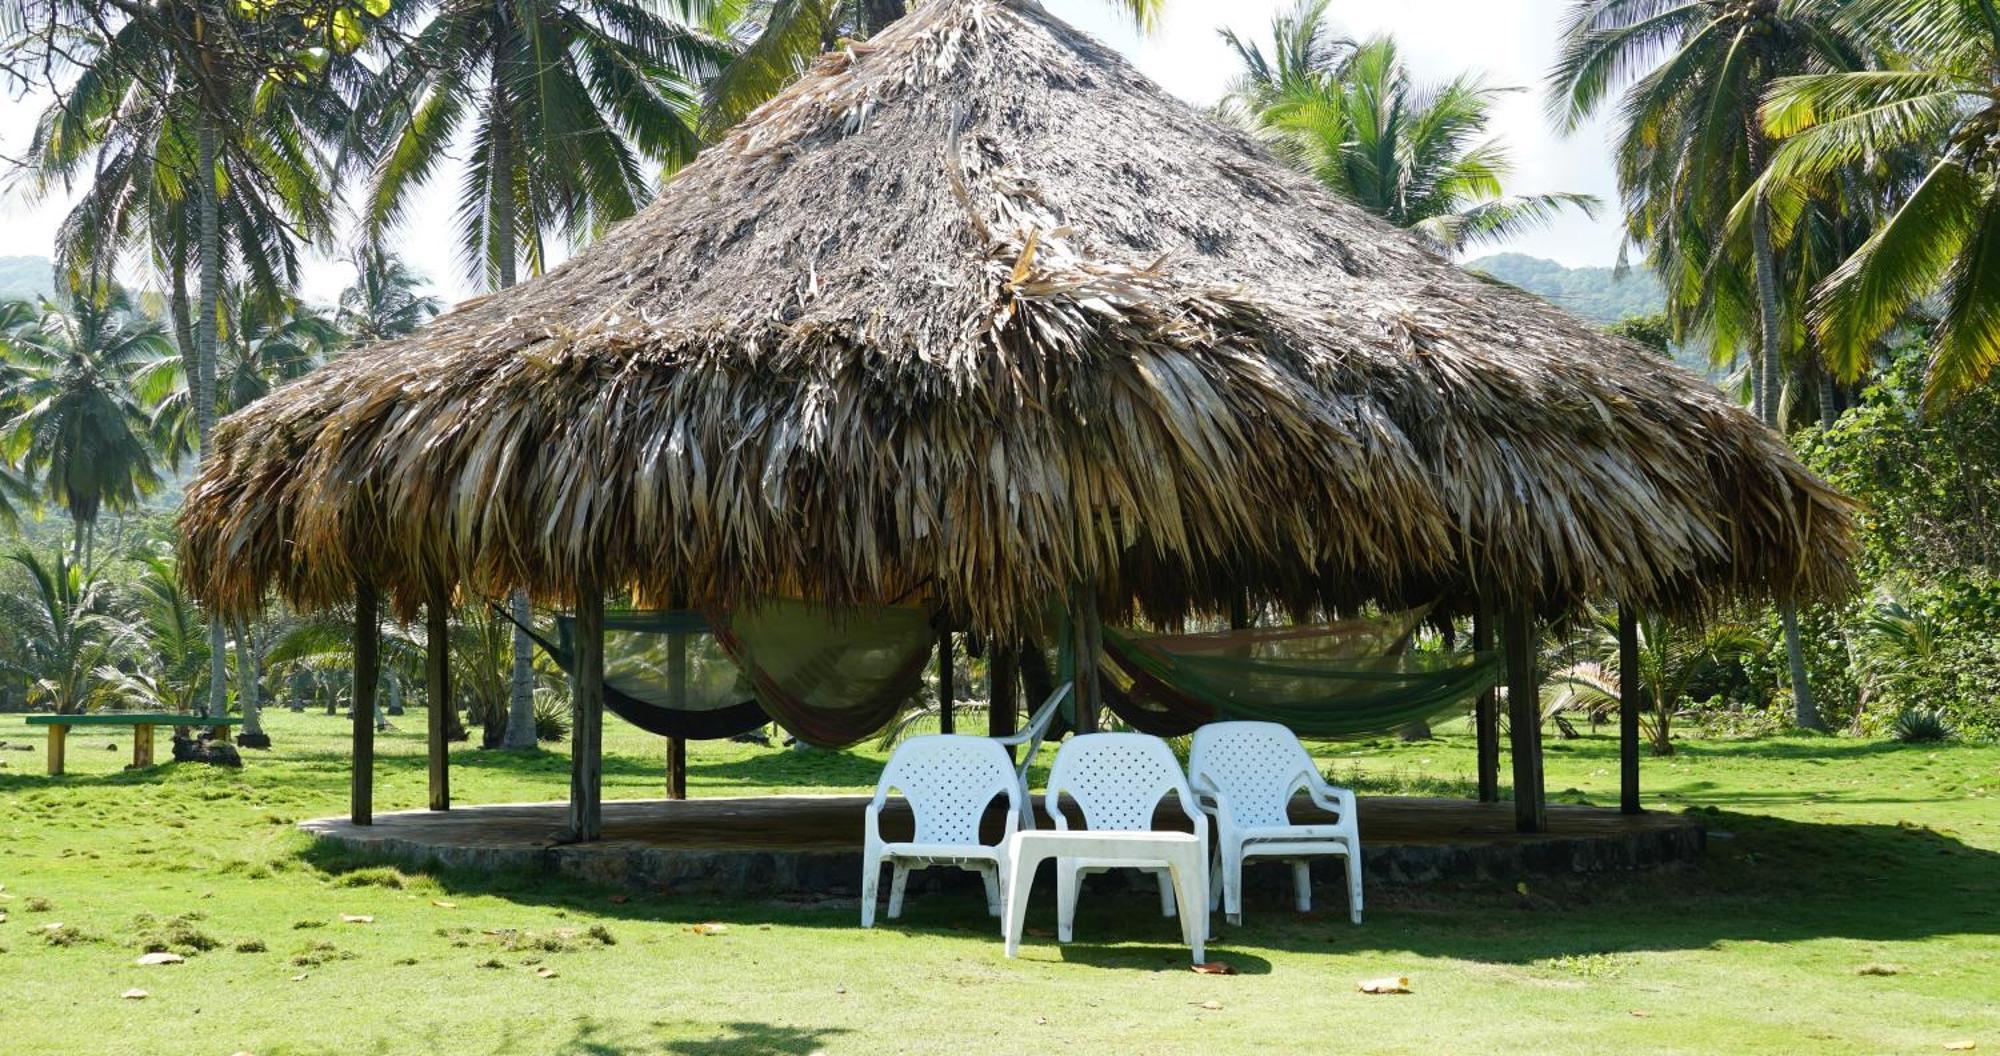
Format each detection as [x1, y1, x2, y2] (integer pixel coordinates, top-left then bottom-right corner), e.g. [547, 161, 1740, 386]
[177, 0, 1856, 634]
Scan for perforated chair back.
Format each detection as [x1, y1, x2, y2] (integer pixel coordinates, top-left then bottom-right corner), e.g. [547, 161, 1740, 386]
[1189, 721, 1320, 830]
[873, 735, 1020, 846]
[1045, 732, 1198, 832]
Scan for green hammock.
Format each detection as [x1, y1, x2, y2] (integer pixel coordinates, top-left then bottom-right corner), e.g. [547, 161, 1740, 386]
[1097, 619, 1501, 740]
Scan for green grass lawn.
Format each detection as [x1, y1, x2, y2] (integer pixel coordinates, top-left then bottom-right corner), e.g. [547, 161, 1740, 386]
[1, 707, 1995, 1056]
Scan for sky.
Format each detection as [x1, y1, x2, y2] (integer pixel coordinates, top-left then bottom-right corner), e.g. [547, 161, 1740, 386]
[0, 0, 1629, 307]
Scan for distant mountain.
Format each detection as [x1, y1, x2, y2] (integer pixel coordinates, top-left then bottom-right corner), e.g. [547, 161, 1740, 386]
[0, 256, 55, 302]
[1464, 252, 1664, 325]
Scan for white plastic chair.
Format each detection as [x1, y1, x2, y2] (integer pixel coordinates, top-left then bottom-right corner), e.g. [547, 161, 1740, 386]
[1044, 732, 1209, 942]
[993, 682, 1070, 829]
[1190, 721, 1362, 925]
[861, 735, 1022, 928]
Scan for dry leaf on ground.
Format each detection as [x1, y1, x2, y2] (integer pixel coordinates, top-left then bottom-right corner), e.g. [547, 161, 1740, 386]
[1194, 1000, 1223, 1011]
[689, 922, 728, 936]
[135, 952, 185, 966]
[1357, 975, 1411, 994]
[1191, 961, 1237, 975]
[120, 989, 148, 1000]
[1943, 1042, 1976, 1052]
[339, 914, 374, 924]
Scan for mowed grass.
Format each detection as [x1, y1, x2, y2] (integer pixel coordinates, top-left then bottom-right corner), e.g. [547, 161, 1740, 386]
[0, 707, 1996, 1056]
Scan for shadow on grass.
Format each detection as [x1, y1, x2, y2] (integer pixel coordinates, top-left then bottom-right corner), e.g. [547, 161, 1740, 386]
[553, 1016, 848, 1056]
[293, 804, 2000, 972]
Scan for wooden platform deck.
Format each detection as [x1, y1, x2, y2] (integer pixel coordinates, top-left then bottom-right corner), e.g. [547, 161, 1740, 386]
[302, 795, 1704, 897]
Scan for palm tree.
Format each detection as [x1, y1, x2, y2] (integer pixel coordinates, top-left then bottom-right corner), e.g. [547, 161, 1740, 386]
[102, 552, 212, 716]
[1549, 0, 1862, 732]
[703, 0, 1167, 133]
[1544, 609, 1768, 755]
[0, 548, 129, 714]
[1227, 30, 1599, 252]
[15, 0, 358, 725]
[357, 0, 730, 749]
[337, 245, 441, 345]
[140, 295, 344, 464]
[1759, 0, 2000, 408]
[1218, 0, 1355, 110]
[0, 288, 173, 569]
[1549, 0, 1863, 422]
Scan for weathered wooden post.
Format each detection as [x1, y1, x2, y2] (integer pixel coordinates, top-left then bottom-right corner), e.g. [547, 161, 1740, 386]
[1473, 603, 1500, 803]
[1071, 586, 1103, 733]
[569, 580, 605, 841]
[351, 581, 380, 826]
[1503, 601, 1545, 833]
[1618, 604, 1643, 814]
[666, 604, 689, 801]
[425, 578, 451, 812]
[937, 627, 956, 734]
[989, 646, 1020, 753]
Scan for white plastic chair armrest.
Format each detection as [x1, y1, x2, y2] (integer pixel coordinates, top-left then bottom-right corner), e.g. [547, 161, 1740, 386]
[994, 682, 1070, 747]
[1304, 771, 1356, 818]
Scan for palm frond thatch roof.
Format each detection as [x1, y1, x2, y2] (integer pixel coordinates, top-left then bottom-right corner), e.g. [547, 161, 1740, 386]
[178, 0, 1856, 633]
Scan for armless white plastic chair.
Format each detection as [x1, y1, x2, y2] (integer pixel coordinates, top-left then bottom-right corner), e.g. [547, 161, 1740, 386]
[1043, 732, 1209, 943]
[861, 735, 1022, 928]
[1190, 721, 1362, 925]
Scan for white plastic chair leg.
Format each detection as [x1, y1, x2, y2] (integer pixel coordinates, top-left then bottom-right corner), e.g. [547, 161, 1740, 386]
[1292, 860, 1312, 913]
[980, 865, 1003, 917]
[1056, 861, 1079, 943]
[887, 863, 910, 920]
[1344, 849, 1364, 924]
[860, 858, 881, 928]
[1208, 854, 1223, 913]
[1154, 868, 1178, 918]
[1223, 855, 1244, 927]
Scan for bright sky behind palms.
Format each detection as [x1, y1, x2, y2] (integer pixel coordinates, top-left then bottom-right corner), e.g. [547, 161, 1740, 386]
[0, 0, 1625, 306]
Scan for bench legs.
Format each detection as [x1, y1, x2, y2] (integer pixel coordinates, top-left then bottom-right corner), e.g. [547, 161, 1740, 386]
[130, 724, 155, 770]
[46, 724, 66, 776]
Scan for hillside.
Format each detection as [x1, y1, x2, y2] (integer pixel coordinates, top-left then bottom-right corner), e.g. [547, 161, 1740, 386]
[1465, 252, 1664, 324]
[0, 255, 54, 302]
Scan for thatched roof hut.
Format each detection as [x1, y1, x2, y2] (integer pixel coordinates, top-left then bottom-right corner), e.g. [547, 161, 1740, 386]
[179, 0, 1855, 637]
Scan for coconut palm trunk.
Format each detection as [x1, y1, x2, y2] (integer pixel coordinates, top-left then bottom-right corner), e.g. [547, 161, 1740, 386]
[482, 29, 537, 752]
[1747, 127, 1826, 734]
[236, 618, 268, 747]
[196, 115, 230, 726]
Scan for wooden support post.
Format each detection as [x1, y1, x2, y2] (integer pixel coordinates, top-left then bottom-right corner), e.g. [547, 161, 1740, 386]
[1229, 591, 1251, 630]
[1503, 603, 1545, 833]
[1072, 587, 1103, 733]
[425, 581, 452, 812]
[666, 604, 689, 801]
[1618, 604, 1643, 815]
[937, 628, 956, 734]
[1473, 605, 1500, 803]
[45, 723, 65, 776]
[989, 647, 1019, 741]
[131, 724, 154, 769]
[667, 737, 687, 800]
[351, 582, 380, 827]
[568, 581, 605, 842]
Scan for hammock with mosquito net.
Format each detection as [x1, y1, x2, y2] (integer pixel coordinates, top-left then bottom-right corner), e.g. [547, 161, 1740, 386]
[512, 599, 1498, 748]
[1095, 613, 1502, 739]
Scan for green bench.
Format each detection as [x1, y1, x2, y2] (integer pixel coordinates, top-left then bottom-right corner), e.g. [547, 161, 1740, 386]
[23, 714, 240, 775]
